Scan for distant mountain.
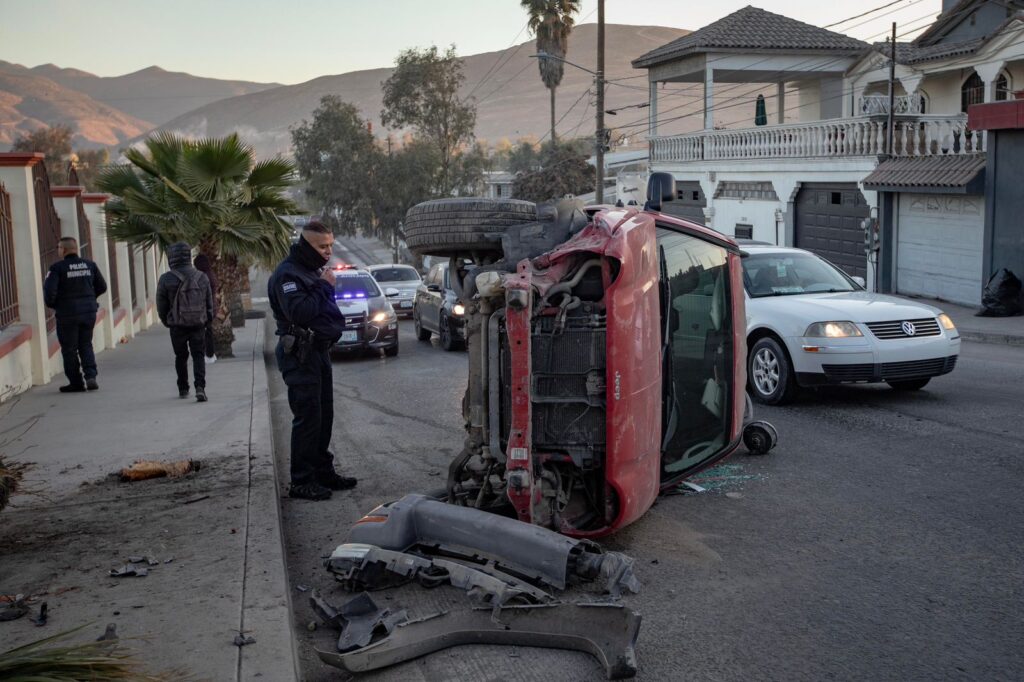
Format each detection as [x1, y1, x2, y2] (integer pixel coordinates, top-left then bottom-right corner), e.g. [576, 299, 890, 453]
[24, 63, 280, 126]
[151, 24, 697, 157]
[0, 66, 153, 149]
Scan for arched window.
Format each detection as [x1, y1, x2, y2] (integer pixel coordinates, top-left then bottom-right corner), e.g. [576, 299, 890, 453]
[961, 72, 984, 112]
[995, 71, 1011, 102]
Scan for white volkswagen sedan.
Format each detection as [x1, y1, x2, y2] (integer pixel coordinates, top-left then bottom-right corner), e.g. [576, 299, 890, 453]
[743, 245, 960, 404]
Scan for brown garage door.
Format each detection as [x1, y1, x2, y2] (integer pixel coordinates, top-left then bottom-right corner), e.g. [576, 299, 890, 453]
[661, 181, 706, 223]
[794, 183, 869, 279]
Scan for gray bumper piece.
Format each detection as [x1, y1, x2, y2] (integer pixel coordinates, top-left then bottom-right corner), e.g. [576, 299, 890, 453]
[346, 494, 640, 595]
[325, 544, 554, 611]
[315, 602, 642, 679]
[310, 590, 408, 653]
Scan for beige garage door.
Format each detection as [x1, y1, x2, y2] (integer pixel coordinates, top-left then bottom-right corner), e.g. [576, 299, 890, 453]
[896, 194, 984, 306]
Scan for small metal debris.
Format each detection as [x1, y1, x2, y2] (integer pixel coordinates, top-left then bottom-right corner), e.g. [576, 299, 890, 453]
[30, 602, 48, 626]
[109, 565, 148, 578]
[233, 634, 257, 647]
[164, 558, 175, 564]
[146, 556, 159, 566]
[295, 584, 311, 593]
[128, 556, 146, 564]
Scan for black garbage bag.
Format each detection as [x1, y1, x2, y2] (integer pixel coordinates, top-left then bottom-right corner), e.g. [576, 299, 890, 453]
[977, 269, 1023, 317]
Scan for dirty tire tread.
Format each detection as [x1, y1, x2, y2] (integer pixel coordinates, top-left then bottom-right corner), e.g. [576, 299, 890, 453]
[405, 198, 537, 256]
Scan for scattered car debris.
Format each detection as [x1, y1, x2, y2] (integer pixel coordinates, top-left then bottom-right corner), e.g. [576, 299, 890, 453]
[311, 592, 409, 653]
[146, 556, 159, 566]
[233, 633, 256, 647]
[30, 602, 48, 626]
[346, 494, 640, 595]
[118, 459, 200, 482]
[295, 584, 310, 593]
[109, 565, 148, 578]
[325, 544, 553, 615]
[316, 602, 641, 679]
[96, 623, 118, 642]
[0, 597, 28, 622]
[128, 556, 146, 564]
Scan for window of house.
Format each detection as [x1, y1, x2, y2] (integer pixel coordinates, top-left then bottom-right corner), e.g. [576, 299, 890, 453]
[996, 72, 1010, 102]
[735, 224, 753, 240]
[962, 72, 985, 112]
[495, 184, 503, 197]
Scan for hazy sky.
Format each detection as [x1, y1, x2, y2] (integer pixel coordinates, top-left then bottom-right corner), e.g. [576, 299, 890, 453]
[0, 0, 943, 84]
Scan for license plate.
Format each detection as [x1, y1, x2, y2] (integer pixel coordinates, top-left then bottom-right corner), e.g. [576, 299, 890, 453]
[341, 331, 358, 342]
[400, 301, 412, 308]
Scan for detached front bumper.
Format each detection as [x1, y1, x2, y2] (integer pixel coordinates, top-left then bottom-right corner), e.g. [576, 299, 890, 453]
[333, 321, 399, 351]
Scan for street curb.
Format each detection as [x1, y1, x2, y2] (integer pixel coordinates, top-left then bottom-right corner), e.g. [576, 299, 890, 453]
[237, 319, 301, 681]
[960, 330, 1024, 347]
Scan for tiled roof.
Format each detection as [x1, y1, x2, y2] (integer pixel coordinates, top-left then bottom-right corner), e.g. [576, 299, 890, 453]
[863, 154, 986, 190]
[632, 6, 868, 68]
[872, 38, 985, 65]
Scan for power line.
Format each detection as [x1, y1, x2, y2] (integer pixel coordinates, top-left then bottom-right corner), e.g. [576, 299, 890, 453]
[822, 0, 916, 29]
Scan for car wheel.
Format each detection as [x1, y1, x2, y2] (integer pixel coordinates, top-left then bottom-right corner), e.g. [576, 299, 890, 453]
[384, 343, 399, 358]
[439, 314, 461, 352]
[404, 198, 537, 258]
[887, 378, 930, 391]
[748, 337, 799, 405]
[414, 310, 431, 341]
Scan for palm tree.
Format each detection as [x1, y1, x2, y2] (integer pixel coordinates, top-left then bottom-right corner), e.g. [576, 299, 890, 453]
[521, 0, 582, 142]
[97, 132, 298, 356]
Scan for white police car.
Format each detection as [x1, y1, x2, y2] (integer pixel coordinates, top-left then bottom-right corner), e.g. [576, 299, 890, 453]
[332, 267, 399, 357]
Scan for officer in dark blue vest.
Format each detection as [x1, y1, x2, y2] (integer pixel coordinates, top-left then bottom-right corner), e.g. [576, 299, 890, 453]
[43, 236, 107, 393]
[268, 220, 356, 501]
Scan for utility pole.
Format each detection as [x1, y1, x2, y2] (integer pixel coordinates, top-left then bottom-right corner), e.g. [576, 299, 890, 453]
[595, 0, 606, 203]
[887, 22, 896, 156]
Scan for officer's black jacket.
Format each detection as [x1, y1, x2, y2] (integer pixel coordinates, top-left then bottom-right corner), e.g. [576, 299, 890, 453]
[268, 238, 345, 343]
[43, 254, 107, 320]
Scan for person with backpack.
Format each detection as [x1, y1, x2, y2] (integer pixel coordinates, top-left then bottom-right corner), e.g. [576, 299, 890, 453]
[156, 242, 214, 402]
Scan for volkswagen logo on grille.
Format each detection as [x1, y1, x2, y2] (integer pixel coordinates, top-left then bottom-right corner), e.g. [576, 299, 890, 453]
[901, 321, 917, 336]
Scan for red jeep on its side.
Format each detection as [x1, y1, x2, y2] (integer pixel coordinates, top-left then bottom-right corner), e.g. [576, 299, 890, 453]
[403, 175, 772, 538]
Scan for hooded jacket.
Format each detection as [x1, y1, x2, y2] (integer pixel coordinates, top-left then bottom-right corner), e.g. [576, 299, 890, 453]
[268, 236, 346, 344]
[156, 242, 214, 327]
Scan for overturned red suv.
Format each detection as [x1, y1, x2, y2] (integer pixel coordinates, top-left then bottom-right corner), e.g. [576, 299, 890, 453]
[404, 175, 773, 538]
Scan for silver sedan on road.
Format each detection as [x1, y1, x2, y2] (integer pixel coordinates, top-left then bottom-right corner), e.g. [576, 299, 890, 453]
[366, 264, 421, 318]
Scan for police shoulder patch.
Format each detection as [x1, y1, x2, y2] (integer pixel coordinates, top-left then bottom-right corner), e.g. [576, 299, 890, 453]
[282, 281, 298, 294]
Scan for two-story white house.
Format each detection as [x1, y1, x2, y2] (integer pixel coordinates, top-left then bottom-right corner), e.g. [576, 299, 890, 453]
[631, 0, 1024, 305]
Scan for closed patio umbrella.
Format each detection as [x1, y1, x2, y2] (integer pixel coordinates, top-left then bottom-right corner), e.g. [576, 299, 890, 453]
[755, 94, 767, 126]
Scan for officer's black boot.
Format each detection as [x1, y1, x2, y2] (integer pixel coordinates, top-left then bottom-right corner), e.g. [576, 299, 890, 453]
[318, 471, 358, 490]
[289, 482, 332, 501]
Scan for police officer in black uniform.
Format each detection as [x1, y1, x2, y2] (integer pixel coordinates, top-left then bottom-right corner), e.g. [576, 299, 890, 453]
[43, 236, 107, 393]
[268, 220, 357, 500]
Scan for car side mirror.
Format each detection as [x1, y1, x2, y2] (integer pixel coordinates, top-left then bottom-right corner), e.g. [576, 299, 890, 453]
[851, 276, 866, 288]
[385, 287, 400, 297]
[645, 172, 676, 212]
[427, 284, 441, 292]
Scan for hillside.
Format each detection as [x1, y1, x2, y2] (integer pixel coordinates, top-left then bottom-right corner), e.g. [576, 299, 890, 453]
[25, 63, 280, 126]
[152, 24, 697, 157]
[0, 67, 153, 149]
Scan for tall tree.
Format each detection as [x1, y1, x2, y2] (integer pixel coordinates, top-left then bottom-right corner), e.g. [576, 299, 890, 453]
[521, 0, 582, 143]
[97, 132, 298, 356]
[381, 45, 477, 195]
[511, 139, 594, 203]
[291, 95, 380, 235]
[12, 125, 73, 184]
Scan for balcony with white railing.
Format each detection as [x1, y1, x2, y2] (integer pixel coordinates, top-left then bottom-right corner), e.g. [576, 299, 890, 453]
[859, 94, 926, 115]
[650, 114, 985, 164]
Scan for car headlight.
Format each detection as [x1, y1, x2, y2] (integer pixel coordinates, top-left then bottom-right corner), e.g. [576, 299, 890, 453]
[452, 303, 465, 316]
[804, 321, 862, 338]
[371, 311, 394, 324]
[937, 313, 956, 332]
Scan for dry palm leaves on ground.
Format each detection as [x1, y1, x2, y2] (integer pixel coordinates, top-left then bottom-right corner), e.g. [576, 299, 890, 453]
[0, 455, 28, 512]
[0, 627, 181, 681]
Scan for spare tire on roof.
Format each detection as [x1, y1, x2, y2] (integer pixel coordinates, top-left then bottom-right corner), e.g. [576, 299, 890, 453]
[404, 198, 537, 257]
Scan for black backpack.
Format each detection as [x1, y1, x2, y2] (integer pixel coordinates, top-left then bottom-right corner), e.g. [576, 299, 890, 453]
[168, 270, 208, 327]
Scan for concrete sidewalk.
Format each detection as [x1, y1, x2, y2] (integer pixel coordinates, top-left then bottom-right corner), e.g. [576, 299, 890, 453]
[895, 295, 1024, 346]
[0, 319, 296, 681]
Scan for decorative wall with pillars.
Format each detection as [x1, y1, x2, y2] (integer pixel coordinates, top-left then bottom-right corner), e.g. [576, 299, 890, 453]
[82, 194, 116, 351]
[0, 153, 56, 386]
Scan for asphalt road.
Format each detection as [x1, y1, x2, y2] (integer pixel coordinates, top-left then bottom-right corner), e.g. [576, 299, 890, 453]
[262, 265, 1024, 680]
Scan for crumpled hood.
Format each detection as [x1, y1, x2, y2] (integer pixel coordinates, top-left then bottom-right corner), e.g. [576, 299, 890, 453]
[167, 242, 192, 269]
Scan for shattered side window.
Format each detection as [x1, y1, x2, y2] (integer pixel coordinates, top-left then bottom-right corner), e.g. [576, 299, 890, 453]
[656, 228, 733, 481]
